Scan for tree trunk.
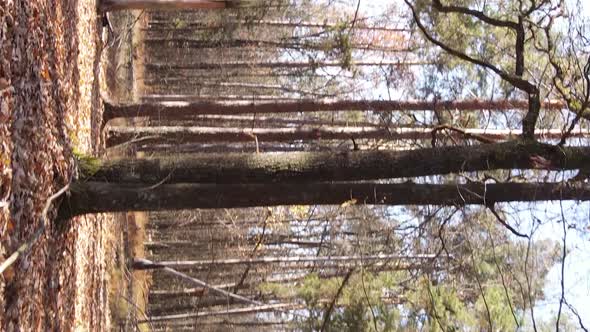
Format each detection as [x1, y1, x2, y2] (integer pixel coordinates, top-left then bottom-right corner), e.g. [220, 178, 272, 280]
[145, 60, 430, 71]
[146, 19, 409, 32]
[133, 254, 436, 270]
[143, 37, 412, 53]
[140, 81, 336, 97]
[106, 125, 588, 147]
[140, 94, 304, 102]
[103, 98, 564, 121]
[58, 181, 590, 219]
[141, 303, 302, 323]
[89, 141, 590, 184]
[146, 114, 379, 128]
[136, 142, 329, 154]
[99, 0, 235, 12]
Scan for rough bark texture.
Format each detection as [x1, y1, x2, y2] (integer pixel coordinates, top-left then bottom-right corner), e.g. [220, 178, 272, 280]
[145, 60, 429, 71]
[146, 114, 379, 128]
[103, 98, 565, 121]
[143, 37, 411, 52]
[106, 125, 589, 147]
[147, 19, 408, 32]
[59, 181, 590, 218]
[90, 141, 590, 184]
[99, 0, 231, 12]
[137, 143, 326, 154]
[133, 254, 435, 269]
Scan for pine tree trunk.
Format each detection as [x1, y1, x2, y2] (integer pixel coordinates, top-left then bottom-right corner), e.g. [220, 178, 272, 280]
[103, 98, 564, 121]
[133, 254, 436, 269]
[106, 125, 588, 147]
[146, 19, 409, 32]
[145, 60, 430, 71]
[99, 0, 234, 12]
[58, 181, 590, 219]
[89, 141, 590, 184]
[143, 37, 411, 52]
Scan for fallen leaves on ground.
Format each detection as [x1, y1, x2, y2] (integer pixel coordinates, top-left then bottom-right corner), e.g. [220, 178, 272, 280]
[1, 0, 113, 330]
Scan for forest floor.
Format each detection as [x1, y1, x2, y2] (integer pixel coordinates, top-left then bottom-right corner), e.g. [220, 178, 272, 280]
[0, 0, 146, 330]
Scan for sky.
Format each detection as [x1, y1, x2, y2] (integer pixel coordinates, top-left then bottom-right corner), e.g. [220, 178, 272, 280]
[353, 0, 590, 328]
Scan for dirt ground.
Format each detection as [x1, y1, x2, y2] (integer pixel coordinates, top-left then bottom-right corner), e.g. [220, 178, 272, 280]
[0, 0, 119, 330]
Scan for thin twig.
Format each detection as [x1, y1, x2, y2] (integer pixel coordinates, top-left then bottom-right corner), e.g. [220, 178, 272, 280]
[0, 183, 70, 274]
[487, 204, 529, 238]
[487, 226, 521, 328]
[556, 198, 568, 329]
[426, 281, 447, 332]
[564, 299, 589, 332]
[320, 268, 354, 332]
[139, 171, 173, 191]
[121, 295, 155, 331]
[233, 209, 271, 293]
[431, 124, 497, 147]
[524, 228, 539, 332]
[132, 258, 261, 306]
[468, 240, 494, 331]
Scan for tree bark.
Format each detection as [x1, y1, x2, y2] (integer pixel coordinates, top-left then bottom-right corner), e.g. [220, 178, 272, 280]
[146, 19, 409, 32]
[99, 0, 235, 12]
[58, 181, 590, 219]
[140, 82, 336, 98]
[145, 60, 430, 71]
[143, 37, 412, 53]
[133, 254, 436, 270]
[136, 142, 327, 154]
[147, 114, 379, 128]
[90, 141, 590, 184]
[140, 303, 302, 323]
[140, 94, 304, 102]
[103, 98, 564, 121]
[106, 125, 588, 147]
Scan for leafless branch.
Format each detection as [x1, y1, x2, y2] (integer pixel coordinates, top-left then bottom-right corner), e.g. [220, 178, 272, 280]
[426, 281, 447, 331]
[233, 209, 271, 293]
[524, 228, 539, 332]
[468, 241, 494, 331]
[0, 183, 70, 274]
[320, 268, 354, 332]
[132, 258, 261, 305]
[564, 299, 589, 332]
[487, 227, 521, 328]
[556, 199, 567, 330]
[487, 204, 529, 238]
[431, 124, 497, 147]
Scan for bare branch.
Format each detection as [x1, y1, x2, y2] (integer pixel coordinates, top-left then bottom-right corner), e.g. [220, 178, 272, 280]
[432, 0, 519, 29]
[0, 184, 70, 274]
[565, 300, 589, 332]
[320, 269, 354, 332]
[132, 258, 261, 305]
[430, 124, 498, 147]
[556, 199, 568, 330]
[488, 205, 529, 238]
[487, 228, 521, 328]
